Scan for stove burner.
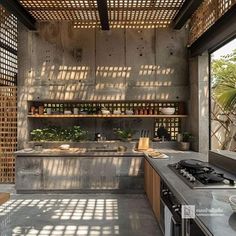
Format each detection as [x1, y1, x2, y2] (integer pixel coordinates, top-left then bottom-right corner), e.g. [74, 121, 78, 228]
[179, 159, 209, 170]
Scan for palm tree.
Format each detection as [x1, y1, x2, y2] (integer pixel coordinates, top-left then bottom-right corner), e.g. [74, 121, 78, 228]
[211, 49, 236, 151]
[212, 49, 236, 112]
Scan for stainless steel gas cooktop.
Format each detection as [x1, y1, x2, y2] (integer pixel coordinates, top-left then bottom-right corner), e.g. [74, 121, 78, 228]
[168, 159, 236, 189]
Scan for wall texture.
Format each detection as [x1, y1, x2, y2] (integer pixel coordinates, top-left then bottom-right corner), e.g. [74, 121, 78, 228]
[188, 52, 209, 154]
[18, 22, 189, 148]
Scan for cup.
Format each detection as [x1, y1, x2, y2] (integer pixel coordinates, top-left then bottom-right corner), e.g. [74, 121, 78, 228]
[177, 133, 183, 142]
[46, 108, 52, 115]
[73, 107, 79, 114]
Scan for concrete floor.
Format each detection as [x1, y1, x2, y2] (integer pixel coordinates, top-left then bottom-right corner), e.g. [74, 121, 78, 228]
[0, 194, 162, 236]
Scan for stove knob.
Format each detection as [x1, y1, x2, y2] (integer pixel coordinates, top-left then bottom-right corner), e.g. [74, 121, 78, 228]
[175, 164, 180, 169]
[186, 174, 192, 179]
[190, 177, 196, 182]
[172, 204, 178, 209]
[174, 208, 180, 212]
[162, 190, 169, 195]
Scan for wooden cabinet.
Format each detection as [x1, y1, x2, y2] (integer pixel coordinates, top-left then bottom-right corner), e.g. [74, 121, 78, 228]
[144, 159, 161, 222]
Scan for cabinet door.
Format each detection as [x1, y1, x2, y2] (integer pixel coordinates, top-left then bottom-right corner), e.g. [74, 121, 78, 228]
[144, 159, 161, 222]
[43, 157, 82, 189]
[16, 157, 43, 190]
[144, 159, 153, 205]
[152, 171, 161, 222]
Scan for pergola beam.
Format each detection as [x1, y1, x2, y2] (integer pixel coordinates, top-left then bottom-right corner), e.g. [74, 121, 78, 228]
[172, 0, 203, 29]
[96, 0, 109, 30]
[0, 0, 36, 30]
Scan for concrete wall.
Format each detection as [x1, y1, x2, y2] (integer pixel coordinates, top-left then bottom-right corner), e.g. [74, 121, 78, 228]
[18, 22, 189, 148]
[188, 52, 209, 154]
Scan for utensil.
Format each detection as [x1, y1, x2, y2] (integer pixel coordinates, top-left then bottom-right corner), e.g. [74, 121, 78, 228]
[24, 148, 33, 152]
[140, 130, 143, 137]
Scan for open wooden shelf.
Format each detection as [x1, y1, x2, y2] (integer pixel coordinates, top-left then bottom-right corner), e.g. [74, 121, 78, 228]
[28, 114, 188, 118]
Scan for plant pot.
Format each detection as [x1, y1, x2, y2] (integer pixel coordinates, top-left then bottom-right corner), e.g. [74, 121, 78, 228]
[179, 142, 190, 151]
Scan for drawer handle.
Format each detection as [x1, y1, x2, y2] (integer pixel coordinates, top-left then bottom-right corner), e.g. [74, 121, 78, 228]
[18, 169, 41, 176]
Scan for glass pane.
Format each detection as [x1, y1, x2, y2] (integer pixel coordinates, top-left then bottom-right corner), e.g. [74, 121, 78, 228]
[210, 38, 236, 152]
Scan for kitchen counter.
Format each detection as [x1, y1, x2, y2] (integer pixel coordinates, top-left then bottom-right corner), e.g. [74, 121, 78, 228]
[15, 148, 145, 193]
[144, 149, 236, 236]
[15, 145, 236, 235]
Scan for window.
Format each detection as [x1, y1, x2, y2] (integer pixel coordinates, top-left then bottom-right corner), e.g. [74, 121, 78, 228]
[210, 38, 236, 152]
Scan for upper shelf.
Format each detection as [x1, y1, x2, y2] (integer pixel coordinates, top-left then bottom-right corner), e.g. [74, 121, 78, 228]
[28, 114, 188, 118]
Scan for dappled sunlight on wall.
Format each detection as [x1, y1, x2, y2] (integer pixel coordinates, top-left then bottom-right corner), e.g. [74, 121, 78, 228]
[58, 65, 89, 81]
[17, 23, 189, 146]
[96, 66, 131, 79]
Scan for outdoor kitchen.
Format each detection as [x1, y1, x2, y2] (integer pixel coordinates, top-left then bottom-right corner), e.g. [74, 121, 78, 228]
[0, 0, 236, 236]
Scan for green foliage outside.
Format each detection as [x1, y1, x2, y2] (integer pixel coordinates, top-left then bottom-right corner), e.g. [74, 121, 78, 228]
[30, 126, 87, 142]
[212, 49, 236, 111]
[211, 49, 236, 151]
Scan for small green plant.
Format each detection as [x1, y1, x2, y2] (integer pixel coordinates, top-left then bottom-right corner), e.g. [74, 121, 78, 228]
[182, 132, 192, 142]
[114, 128, 135, 141]
[30, 126, 87, 142]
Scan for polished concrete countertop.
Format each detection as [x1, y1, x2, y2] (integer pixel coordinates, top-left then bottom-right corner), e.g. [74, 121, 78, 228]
[15, 148, 144, 157]
[145, 149, 236, 236]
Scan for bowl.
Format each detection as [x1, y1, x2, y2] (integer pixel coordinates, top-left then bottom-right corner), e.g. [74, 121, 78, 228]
[60, 144, 70, 150]
[101, 110, 110, 115]
[113, 110, 121, 115]
[229, 195, 236, 212]
[24, 148, 33, 152]
[161, 107, 175, 115]
[64, 110, 72, 115]
[125, 110, 134, 115]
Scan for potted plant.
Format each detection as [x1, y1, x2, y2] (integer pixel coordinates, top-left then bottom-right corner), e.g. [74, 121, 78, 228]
[114, 128, 135, 141]
[179, 132, 192, 151]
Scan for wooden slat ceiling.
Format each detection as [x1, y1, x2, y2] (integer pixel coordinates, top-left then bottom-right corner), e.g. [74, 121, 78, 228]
[19, 0, 185, 28]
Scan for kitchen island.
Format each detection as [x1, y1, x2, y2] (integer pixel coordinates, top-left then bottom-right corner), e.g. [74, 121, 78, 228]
[15, 147, 144, 193]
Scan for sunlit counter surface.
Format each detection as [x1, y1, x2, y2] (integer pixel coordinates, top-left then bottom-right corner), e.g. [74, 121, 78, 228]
[15, 148, 143, 157]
